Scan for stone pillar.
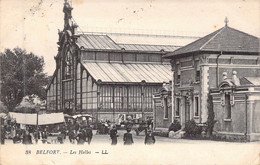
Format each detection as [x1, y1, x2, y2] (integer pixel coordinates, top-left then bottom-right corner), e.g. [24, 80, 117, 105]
[201, 66, 209, 123]
[171, 70, 175, 123]
[96, 84, 101, 126]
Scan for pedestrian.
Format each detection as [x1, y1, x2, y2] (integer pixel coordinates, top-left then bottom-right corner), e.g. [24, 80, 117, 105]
[33, 130, 40, 144]
[144, 129, 155, 145]
[110, 125, 118, 145]
[13, 133, 21, 144]
[22, 131, 32, 145]
[41, 128, 48, 144]
[57, 132, 64, 144]
[68, 130, 76, 144]
[61, 127, 67, 139]
[77, 129, 85, 145]
[123, 128, 134, 145]
[85, 125, 93, 145]
[0, 126, 5, 144]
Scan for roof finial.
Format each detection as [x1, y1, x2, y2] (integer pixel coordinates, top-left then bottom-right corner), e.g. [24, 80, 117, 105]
[224, 17, 229, 26]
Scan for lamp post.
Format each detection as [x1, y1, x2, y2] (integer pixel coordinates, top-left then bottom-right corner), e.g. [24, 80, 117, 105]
[141, 80, 146, 121]
[35, 105, 40, 144]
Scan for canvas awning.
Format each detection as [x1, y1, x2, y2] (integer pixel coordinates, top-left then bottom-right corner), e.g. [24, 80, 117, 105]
[9, 112, 65, 125]
[0, 113, 7, 119]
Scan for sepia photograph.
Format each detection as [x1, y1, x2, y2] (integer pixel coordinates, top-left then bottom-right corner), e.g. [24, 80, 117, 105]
[0, 0, 259, 164]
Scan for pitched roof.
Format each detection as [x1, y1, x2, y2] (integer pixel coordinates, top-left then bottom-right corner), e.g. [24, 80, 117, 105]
[76, 33, 195, 53]
[118, 44, 179, 52]
[82, 62, 171, 83]
[240, 77, 260, 86]
[76, 34, 121, 50]
[164, 26, 260, 58]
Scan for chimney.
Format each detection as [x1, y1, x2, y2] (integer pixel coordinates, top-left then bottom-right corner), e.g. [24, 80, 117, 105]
[232, 71, 240, 86]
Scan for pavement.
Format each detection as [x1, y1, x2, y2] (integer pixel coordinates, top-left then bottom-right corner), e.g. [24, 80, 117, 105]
[1, 130, 260, 165]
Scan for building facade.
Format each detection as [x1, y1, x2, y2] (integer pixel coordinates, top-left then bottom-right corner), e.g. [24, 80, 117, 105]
[211, 74, 260, 141]
[46, 2, 197, 123]
[158, 23, 260, 132]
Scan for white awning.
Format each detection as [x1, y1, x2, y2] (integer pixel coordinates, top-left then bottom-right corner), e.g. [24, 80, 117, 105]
[9, 112, 65, 125]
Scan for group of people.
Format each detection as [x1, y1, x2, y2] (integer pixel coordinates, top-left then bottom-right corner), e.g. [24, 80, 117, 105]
[11, 127, 49, 144]
[1, 119, 156, 145]
[110, 126, 156, 145]
[67, 125, 93, 145]
[10, 125, 93, 145]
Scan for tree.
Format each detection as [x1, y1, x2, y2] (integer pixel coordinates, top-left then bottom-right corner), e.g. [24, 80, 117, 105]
[0, 48, 49, 111]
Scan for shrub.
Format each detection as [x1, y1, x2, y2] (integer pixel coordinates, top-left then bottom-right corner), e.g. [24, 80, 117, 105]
[168, 120, 181, 132]
[153, 131, 169, 137]
[183, 119, 202, 138]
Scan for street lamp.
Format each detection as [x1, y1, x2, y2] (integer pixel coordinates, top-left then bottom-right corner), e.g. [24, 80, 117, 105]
[35, 105, 40, 144]
[140, 80, 146, 121]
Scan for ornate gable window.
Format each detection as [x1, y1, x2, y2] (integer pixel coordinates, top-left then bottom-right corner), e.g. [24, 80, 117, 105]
[64, 51, 73, 79]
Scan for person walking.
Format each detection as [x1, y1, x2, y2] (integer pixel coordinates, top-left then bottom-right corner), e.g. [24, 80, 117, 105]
[123, 128, 134, 145]
[77, 129, 85, 145]
[22, 131, 32, 145]
[85, 125, 93, 145]
[110, 125, 118, 145]
[68, 130, 76, 144]
[41, 128, 48, 144]
[0, 126, 5, 144]
[33, 129, 40, 144]
[144, 129, 155, 145]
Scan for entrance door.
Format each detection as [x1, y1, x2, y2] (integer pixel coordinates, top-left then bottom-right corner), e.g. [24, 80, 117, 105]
[185, 97, 190, 123]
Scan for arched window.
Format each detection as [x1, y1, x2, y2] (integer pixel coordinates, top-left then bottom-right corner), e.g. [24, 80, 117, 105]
[225, 93, 231, 119]
[64, 51, 73, 79]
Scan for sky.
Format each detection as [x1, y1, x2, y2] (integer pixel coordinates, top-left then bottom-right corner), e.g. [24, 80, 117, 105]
[0, 0, 259, 75]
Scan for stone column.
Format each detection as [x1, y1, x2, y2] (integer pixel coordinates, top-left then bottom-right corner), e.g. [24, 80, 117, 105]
[171, 68, 175, 123]
[200, 65, 209, 123]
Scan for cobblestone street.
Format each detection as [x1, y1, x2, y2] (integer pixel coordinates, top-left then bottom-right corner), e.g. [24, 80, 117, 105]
[1, 130, 259, 165]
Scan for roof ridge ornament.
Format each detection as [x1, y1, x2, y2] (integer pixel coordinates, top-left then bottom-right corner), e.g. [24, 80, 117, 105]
[224, 17, 229, 26]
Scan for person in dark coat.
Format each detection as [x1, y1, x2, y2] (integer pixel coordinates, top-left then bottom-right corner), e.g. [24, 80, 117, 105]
[0, 126, 5, 144]
[75, 121, 80, 132]
[57, 132, 64, 144]
[68, 130, 76, 144]
[123, 128, 134, 145]
[144, 129, 155, 145]
[85, 125, 93, 145]
[41, 128, 48, 144]
[33, 130, 40, 144]
[22, 131, 32, 145]
[77, 129, 85, 145]
[110, 125, 118, 145]
[13, 133, 21, 144]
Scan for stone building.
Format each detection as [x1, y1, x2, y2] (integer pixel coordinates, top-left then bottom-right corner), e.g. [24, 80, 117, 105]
[210, 72, 260, 141]
[158, 22, 260, 131]
[46, 1, 197, 123]
[153, 82, 172, 130]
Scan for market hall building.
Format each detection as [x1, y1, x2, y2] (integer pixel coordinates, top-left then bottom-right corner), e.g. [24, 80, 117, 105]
[46, 1, 198, 123]
[157, 20, 260, 140]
